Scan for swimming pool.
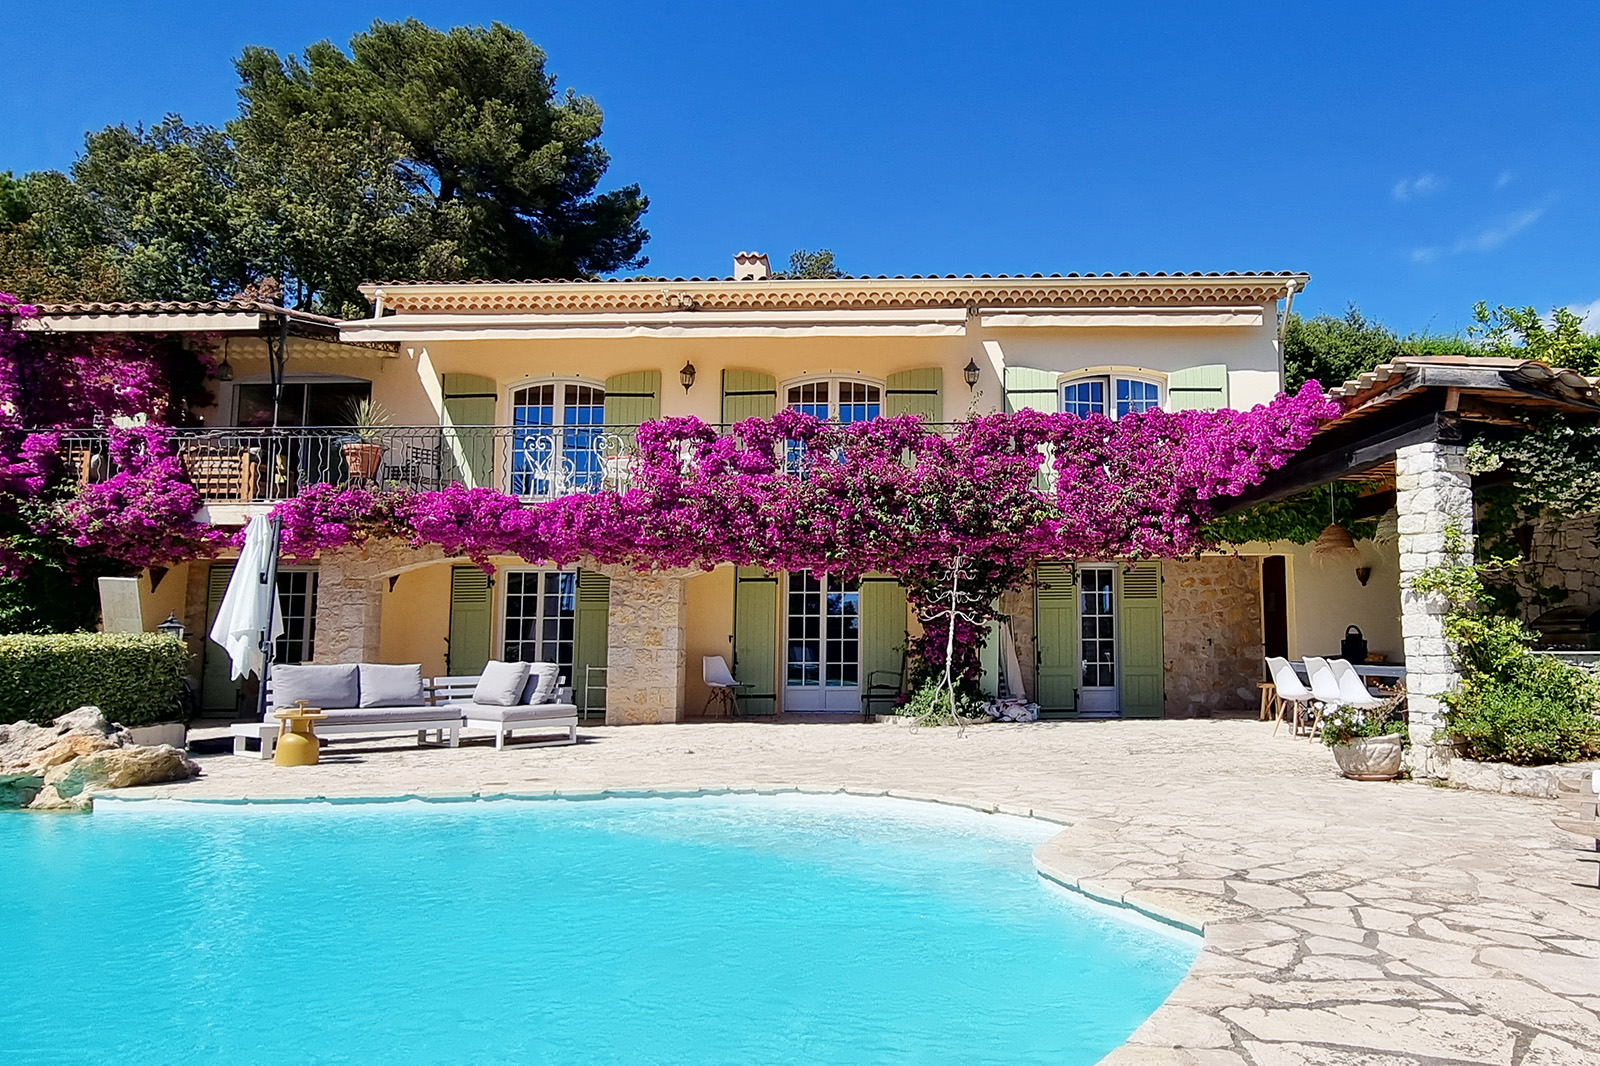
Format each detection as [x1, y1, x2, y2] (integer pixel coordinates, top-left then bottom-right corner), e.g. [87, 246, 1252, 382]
[1, 794, 1195, 1065]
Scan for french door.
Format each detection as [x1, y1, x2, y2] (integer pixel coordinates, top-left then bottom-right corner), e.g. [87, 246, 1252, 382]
[1078, 566, 1119, 715]
[784, 570, 861, 712]
[510, 383, 606, 497]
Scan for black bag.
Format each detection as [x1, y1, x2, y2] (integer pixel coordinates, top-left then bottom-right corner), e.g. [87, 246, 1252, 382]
[1340, 625, 1368, 664]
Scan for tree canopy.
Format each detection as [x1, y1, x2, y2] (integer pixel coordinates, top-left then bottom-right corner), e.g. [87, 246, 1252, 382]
[0, 19, 649, 315]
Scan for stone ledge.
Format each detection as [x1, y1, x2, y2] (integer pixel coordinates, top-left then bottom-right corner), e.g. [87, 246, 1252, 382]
[1444, 757, 1600, 799]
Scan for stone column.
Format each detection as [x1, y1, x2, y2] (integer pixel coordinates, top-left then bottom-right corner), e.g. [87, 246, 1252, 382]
[309, 549, 385, 665]
[600, 567, 692, 725]
[1395, 441, 1473, 776]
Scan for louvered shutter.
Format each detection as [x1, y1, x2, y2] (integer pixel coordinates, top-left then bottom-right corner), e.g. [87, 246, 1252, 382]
[884, 368, 943, 423]
[860, 576, 908, 713]
[447, 565, 492, 677]
[602, 371, 661, 427]
[732, 566, 778, 714]
[441, 373, 497, 489]
[1167, 364, 1230, 411]
[572, 569, 610, 718]
[201, 563, 242, 712]
[1004, 367, 1059, 413]
[1034, 562, 1077, 715]
[1118, 562, 1164, 717]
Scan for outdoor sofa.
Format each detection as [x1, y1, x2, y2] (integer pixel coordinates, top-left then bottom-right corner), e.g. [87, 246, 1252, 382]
[228, 661, 579, 758]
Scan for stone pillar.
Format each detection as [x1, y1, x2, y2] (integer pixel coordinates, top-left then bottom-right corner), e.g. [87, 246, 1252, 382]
[600, 567, 691, 725]
[1395, 441, 1473, 776]
[310, 549, 385, 665]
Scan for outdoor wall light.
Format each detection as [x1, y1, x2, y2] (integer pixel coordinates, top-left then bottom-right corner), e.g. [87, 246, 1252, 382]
[155, 612, 186, 642]
[1355, 566, 1373, 586]
[680, 361, 697, 391]
[216, 354, 235, 381]
[963, 358, 981, 388]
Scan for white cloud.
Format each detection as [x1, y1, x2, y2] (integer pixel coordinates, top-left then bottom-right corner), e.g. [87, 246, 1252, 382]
[1392, 173, 1442, 201]
[1496, 170, 1514, 189]
[1453, 207, 1544, 253]
[1410, 246, 1440, 264]
[1569, 296, 1600, 330]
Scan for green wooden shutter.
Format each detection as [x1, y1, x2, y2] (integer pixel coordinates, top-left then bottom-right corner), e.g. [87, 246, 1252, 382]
[721, 370, 778, 425]
[447, 565, 493, 677]
[442, 373, 497, 488]
[201, 563, 242, 713]
[884, 368, 943, 423]
[1005, 367, 1059, 413]
[732, 566, 778, 714]
[603, 371, 661, 427]
[1118, 562, 1164, 718]
[978, 618, 1003, 698]
[1034, 562, 1077, 716]
[573, 569, 609, 718]
[1167, 364, 1230, 411]
[860, 576, 908, 713]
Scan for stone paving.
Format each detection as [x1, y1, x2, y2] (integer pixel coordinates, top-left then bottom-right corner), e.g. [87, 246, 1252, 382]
[116, 717, 1600, 1066]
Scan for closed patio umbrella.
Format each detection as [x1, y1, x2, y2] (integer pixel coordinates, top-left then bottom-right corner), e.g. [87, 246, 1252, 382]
[208, 514, 284, 682]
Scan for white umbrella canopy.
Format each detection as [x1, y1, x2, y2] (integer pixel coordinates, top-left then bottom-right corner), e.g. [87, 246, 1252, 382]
[207, 515, 285, 681]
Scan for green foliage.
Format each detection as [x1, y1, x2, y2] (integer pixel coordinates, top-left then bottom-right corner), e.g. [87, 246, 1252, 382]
[0, 568, 104, 634]
[778, 249, 844, 279]
[0, 632, 188, 727]
[1409, 523, 1600, 764]
[1203, 484, 1376, 546]
[1471, 301, 1600, 375]
[0, 18, 650, 314]
[897, 676, 986, 726]
[1283, 305, 1473, 392]
[1319, 688, 1408, 747]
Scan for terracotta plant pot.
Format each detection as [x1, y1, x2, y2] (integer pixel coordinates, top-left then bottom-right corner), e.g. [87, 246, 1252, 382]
[1331, 733, 1405, 780]
[342, 441, 384, 480]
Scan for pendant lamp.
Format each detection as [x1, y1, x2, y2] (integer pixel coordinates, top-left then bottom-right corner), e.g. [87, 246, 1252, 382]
[1311, 486, 1363, 567]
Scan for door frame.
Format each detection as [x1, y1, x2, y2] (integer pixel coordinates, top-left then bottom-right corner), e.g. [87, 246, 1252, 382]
[1077, 564, 1120, 715]
[782, 569, 863, 713]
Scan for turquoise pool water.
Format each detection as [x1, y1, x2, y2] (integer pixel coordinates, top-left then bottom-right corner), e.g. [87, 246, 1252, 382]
[1, 795, 1195, 1065]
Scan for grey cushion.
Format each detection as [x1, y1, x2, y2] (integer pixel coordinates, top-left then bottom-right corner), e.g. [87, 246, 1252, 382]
[473, 661, 531, 707]
[358, 663, 427, 708]
[270, 664, 360, 711]
[519, 662, 561, 705]
[319, 706, 455, 725]
[457, 702, 578, 724]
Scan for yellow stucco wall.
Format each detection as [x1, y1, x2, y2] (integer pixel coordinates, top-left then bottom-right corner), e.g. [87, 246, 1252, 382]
[685, 566, 736, 713]
[376, 562, 453, 676]
[139, 563, 191, 633]
[1233, 539, 1404, 664]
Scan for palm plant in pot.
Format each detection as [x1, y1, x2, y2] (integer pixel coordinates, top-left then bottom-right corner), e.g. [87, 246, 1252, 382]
[340, 399, 390, 481]
[1321, 685, 1409, 780]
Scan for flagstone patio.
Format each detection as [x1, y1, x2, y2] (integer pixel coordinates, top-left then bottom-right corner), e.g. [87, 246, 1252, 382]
[119, 718, 1599, 1065]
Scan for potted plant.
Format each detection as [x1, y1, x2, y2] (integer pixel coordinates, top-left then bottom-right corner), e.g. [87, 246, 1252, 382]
[1321, 686, 1409, 780]
[340, 399, 390, 480]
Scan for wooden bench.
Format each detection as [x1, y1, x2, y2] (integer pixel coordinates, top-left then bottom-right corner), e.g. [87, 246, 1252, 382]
[1552, 769, 1600, 889]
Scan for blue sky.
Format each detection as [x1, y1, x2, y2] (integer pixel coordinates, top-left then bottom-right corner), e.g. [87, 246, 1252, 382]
[4, 1, 1597, 334]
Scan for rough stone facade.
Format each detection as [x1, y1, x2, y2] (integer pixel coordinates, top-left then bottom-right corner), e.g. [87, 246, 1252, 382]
[311, 541, 451, 666]
[1504, 512, 1600, 628]
[598, 567, 692, 725]
[1162, 556, 1263, 716]
[998, 583, 1036, 699]
[1395, 441, 1473, 775]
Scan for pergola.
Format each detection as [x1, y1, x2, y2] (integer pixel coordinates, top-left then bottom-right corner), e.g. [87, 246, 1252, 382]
[1221, 356, 1600, 771]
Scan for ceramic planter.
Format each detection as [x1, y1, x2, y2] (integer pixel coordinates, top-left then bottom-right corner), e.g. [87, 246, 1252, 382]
[342, 441, 384, 480]
[1331, 733, 1405, 780]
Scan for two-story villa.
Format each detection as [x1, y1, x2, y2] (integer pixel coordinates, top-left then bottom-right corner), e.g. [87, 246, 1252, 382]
[41, 260, 1411, 725]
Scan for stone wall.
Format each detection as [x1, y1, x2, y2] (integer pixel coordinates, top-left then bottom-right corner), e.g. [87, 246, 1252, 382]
[599, 567, 692, 725]
[311, 541, 451, 666]
[1162, 556, 1263, 716]
[1502, 513, 1600, 627]
[998, 583, 1036, 699]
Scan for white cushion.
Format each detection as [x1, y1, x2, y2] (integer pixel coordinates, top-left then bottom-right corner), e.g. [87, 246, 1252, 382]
[460, 702, 578, 724]
[473, 661, 532, 707]
[358, 664, 426, 708]
[270, 664, 359, 711]
[519, 662, 561, 705]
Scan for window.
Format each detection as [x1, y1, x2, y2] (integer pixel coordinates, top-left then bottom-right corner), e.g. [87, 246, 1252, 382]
[785, 571, 860, 689]
[236, 381, 371, 427]
[785, 379, 882, 424]
[510, 382, 606, 496]
[1059, 375, 1163, 419]
[274, 569, 318, 665]
[502, 570, 578, 676]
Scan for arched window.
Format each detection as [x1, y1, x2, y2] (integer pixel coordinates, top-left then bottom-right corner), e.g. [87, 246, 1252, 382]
[784, 377, 883, 424]
[509, 381, 606, 497]
[1060, 371, 1165, 419]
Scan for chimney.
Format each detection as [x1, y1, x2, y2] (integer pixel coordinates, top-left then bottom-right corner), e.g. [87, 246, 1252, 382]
[733, 251, 771, 281]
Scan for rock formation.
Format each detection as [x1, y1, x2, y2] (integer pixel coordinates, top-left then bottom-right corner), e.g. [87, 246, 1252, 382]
[0, 707, 199, 810]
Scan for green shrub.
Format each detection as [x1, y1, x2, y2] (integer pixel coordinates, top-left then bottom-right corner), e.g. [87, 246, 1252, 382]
[1446, 679, 1600, 765]
[897, 677, 987, 725]
[0, 632, 188, 727]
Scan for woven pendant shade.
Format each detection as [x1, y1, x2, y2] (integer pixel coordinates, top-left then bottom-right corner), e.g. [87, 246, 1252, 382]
[1311, 523, 1363, 566]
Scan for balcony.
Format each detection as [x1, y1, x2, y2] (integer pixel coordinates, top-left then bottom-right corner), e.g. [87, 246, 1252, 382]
[57, 425, 642, 504]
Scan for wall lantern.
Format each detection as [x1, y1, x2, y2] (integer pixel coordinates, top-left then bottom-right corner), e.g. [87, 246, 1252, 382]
[963, 358, 981, 389]
[1355, 566, 1372, 587]
[216, 353, 235, 381]
[155, 611, 186, 642]
[679, 361, 697, 392]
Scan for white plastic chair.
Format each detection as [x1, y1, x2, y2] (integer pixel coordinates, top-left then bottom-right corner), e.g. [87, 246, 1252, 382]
[702, 656, 749, 718]
[1303, 657, 1345, 739]
[1330, 659, 1386, 711]
[1266, 657, 1313, 737]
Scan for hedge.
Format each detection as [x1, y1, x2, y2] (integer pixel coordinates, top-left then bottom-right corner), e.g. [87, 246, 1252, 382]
[0, 632, 188, 728]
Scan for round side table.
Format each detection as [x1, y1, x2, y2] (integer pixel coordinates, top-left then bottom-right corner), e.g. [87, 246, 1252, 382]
[273, 700, 327, 767]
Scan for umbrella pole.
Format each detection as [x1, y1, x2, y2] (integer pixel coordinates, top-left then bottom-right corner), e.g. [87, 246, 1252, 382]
[255, 514, 284, 721]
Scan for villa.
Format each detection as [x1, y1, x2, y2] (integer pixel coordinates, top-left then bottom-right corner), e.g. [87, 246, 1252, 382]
[30, 259, 1600, 751]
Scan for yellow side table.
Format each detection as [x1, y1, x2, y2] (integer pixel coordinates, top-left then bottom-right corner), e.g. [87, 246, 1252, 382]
[273, 700, 327, 767]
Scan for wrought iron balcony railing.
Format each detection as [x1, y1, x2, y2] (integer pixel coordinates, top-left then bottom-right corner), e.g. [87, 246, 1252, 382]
[56, 425, 642, 504]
